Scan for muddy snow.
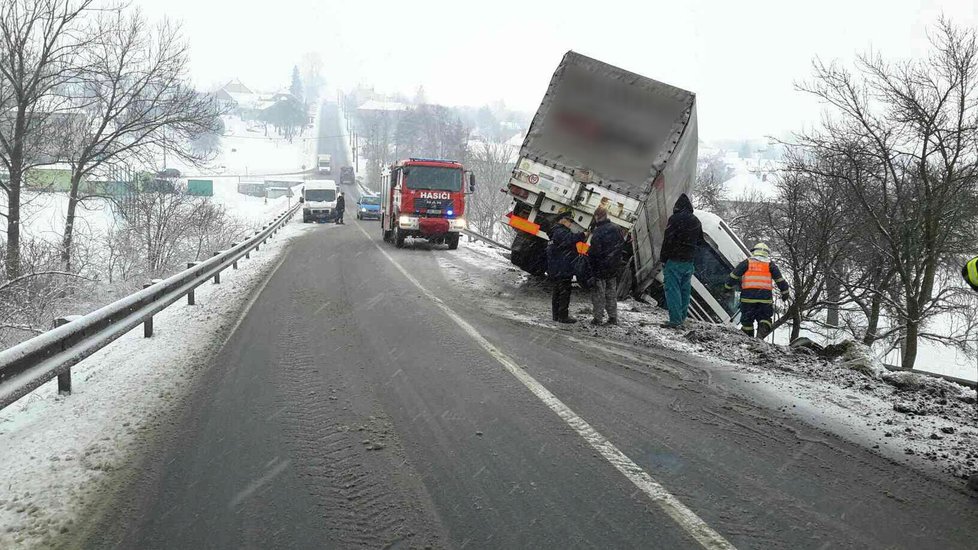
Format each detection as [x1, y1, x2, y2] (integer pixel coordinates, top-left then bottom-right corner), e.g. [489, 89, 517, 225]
[442, 239, 978, 489]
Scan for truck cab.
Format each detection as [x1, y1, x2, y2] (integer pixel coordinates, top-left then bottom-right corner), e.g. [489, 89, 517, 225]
[379, 158, 473, 250]
[300, 180, 338, 223]
[339, 166, 355, 185]
[317, 154, 332, 175]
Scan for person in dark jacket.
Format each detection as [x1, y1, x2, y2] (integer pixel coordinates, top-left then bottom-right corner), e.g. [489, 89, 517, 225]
[658, 193, 702, 328]
[335, 192, 345, 224]
[588, 206, 625, 325]
[547, 211, 587, 323]
[724, 243, 791, 338]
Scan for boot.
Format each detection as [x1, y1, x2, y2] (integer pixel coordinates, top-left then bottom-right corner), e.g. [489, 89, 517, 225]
[606, 317, 618, 325]
[558, 317, 578, 324]
[741, 325, 755, 338]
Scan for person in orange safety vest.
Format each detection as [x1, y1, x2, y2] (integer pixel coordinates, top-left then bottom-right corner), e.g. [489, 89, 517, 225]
[724, 243, 790, 338]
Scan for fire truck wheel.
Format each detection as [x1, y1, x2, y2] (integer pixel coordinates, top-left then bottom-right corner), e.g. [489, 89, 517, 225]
[394, 226, 406, 248]
[446, 233, 459, 250]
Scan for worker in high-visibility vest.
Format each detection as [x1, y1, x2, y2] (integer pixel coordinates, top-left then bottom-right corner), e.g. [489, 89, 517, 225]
[724, 243, 791, 338]
[963, 256, 978, 292]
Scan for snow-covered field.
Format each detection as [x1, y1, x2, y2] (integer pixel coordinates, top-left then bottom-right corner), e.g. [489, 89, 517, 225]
[0, 212, 314, 548]
[168, 113, 317, 177]
[440, 239, 978, 487]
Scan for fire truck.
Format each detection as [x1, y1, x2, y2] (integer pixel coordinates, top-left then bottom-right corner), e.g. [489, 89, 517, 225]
[379, 158, 474, 250]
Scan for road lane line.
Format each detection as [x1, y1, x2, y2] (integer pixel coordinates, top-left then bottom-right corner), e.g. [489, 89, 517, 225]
[354, 221, 735, 550]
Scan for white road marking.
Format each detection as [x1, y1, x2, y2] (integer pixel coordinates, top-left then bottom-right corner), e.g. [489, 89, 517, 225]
[354, 221, 735, 550]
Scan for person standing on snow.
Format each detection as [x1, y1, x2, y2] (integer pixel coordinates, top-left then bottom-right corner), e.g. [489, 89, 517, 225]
[658, 193, 702, 328]
[588, 206, 625, 325]
[725, 242, 790, 339]
[547, 211, 588, 324]
[335, 192, 346, 224]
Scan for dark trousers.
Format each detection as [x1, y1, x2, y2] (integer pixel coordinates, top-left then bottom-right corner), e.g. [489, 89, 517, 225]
[335, 210, 344, 224]
[551, 278, 572, 320]
[740, 302, 774, 338]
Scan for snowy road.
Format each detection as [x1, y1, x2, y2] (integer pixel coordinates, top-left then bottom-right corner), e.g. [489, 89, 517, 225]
[73, 105, 978, 549]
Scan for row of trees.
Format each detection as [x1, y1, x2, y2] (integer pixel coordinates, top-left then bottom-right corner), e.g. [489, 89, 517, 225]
[0, 0, 224, 279]
[724, 19, 978, 370]
[346, 94, 518, 239]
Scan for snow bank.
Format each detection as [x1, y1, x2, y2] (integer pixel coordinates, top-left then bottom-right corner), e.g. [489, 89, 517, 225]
[0, 211, 313, 548]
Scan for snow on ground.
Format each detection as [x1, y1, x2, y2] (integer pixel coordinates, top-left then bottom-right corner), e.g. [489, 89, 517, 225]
[0, 211, 317, 549]
[168, 113, 317, 177]
[439, 240, 978, 488]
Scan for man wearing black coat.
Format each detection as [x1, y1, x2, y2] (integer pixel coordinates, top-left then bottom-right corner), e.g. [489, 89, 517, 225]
[588, 206, 624, 325]
[335, 192, 345, 224]
[658, 193, 702, 328]
[547, 211, 587, 323]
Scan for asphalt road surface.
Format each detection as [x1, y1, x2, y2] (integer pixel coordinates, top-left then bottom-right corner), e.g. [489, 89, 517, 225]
[76, 104, 978, 549]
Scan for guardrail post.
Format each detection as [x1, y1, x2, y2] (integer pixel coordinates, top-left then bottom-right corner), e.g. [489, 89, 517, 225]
[186, 262, 199, 304]
[52, 316, 81, 395]
[212, 252, 221, 284]
[141, 280, 162, 337]
[231, 243, 239, 269]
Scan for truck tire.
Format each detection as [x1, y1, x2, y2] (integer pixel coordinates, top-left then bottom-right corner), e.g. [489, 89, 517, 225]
[446, 233, 459, 250]
[394, 226, 405, 248]
[510, 231, 548, 275]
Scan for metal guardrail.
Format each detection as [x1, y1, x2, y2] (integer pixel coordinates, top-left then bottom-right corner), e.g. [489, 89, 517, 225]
[461, 229, 511, 251]
[883, 363, 977, 389]
[0, 203, 301, 410]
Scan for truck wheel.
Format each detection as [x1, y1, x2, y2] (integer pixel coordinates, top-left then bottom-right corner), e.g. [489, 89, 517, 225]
[394, 226, 405, 248]
[446, 233, 459, 250]
[510, 231, 548, 275]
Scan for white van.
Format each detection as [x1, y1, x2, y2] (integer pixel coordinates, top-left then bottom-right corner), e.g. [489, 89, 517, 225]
[300, 179, 339, 223]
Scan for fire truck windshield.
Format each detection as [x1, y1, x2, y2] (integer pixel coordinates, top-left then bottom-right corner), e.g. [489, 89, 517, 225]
[404, 166, 462, 192]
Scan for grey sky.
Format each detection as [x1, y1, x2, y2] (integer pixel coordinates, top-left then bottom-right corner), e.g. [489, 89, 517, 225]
[139, 0, 978, 140]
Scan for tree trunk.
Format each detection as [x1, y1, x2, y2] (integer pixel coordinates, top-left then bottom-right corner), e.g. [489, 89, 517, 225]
[790, 306, 802, 341]
[5, 171, 22, 279]
[61, 172, 83, 270]
[902, 318, 919, 370]
[862, 293, 883, 346]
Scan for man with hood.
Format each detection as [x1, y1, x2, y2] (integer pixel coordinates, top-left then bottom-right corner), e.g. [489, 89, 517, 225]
[659, 193, 702, 328]
[547, 211, 588, 323]
[335, 192, 346, 224]
[588, 205, 625, 325]
[725, 242, 791, 338]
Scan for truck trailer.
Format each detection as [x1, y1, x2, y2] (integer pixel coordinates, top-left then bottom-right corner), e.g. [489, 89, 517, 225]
[503, 51, 749, 324]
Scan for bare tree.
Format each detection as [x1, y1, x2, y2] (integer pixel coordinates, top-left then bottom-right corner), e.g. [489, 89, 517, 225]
[0, 0, 94, 278]
[795, 18, 978, 368]
[694, 152, 731, 214]
[465, 139, 514, 238]
[763, 147, 851, 341]
[57, 9, 223, 269]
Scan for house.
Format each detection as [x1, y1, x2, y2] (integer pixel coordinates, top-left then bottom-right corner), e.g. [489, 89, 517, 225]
[213, 79, 260, 110]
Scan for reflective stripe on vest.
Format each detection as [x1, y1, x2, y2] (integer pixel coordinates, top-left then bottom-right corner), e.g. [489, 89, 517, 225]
[742, 259, 773, 290]
[967, 256, 978, 288]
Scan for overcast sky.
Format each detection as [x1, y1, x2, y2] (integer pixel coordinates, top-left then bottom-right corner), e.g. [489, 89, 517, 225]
[138, 0, 977, 141]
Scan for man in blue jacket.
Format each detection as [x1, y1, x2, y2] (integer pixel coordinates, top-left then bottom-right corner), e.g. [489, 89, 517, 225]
[547, 211, 587, 324]
[659, 194, 702, 328]
[588, 206, 625, 325]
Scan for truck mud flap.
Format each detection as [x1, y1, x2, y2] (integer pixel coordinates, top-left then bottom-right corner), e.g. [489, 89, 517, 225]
[510, 231, 548, 276]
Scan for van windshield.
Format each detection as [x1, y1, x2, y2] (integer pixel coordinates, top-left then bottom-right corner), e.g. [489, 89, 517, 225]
[693, 242, 739, 317]
[306, 189, 335, 202]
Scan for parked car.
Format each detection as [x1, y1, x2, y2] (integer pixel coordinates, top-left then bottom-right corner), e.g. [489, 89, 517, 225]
[356, 194, 381, 220]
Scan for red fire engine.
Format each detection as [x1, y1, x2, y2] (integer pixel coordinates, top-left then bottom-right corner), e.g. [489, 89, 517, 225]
[380, 158, 474, 249]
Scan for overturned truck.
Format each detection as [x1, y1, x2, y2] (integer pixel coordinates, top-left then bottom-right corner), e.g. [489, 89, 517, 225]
[503, 51, 748, 323]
